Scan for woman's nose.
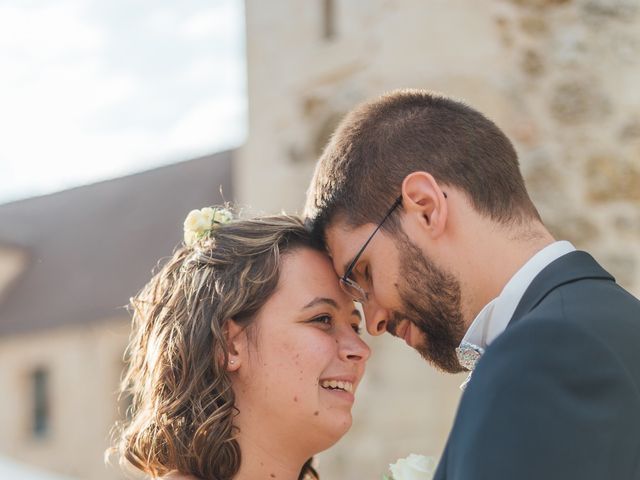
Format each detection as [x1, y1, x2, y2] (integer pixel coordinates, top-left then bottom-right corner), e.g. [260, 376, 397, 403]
[340, 328, 371, 363]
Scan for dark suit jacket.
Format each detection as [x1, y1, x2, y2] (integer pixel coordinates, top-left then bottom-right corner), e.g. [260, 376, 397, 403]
[434, 251, 640, 479]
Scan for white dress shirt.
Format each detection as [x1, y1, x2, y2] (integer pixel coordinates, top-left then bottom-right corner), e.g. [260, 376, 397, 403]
[460, 241, 576, 352]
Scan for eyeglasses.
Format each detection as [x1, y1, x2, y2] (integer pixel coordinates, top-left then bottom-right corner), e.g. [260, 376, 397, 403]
[340, 196, 403, 303]
[339, 191, 447, 303]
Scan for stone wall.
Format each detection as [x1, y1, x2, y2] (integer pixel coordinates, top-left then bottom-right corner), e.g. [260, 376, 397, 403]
[239, 0, 640, 478]
[0, 319, 131, 480]
[239, 0, 640, 293]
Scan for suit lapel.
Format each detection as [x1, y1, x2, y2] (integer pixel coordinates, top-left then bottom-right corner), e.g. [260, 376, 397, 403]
[508, 250, 614, 327]
[436, 251, 614, 479]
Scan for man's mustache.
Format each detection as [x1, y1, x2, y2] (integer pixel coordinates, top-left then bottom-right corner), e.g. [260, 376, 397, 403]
[385, 311, 405, 337]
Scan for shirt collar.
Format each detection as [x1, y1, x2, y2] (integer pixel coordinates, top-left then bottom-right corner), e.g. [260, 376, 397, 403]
[460, 241, 576, 351]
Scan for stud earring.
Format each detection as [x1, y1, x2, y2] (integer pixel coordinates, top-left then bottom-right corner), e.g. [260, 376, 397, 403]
[229, 360, 235, 365]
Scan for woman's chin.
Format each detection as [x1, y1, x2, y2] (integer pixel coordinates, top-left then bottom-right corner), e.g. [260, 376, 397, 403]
[313, 412, 353, 451]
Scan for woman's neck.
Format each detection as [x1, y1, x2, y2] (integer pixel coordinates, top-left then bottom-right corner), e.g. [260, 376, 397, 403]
[233, 428, 310, 480]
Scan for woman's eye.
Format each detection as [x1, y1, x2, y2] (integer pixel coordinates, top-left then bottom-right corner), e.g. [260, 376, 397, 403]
[311, 315, 333, 327]
[351, 323, 362, 335]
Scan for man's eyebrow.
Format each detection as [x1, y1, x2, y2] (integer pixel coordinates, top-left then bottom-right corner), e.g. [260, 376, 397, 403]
[351, 309, 362, 320]
[302, 297, 339, 310]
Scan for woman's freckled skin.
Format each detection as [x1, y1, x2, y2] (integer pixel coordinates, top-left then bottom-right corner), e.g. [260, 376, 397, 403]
[229, 248, 371, 477]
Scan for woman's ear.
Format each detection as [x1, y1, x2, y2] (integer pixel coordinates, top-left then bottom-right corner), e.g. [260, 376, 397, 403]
[225, 318, 246, 372]
[400, 172, 448, 238]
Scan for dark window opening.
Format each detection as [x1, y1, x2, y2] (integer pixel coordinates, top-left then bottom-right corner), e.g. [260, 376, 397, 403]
[31, 367, 50, 438]
[322, 0, 336, 40]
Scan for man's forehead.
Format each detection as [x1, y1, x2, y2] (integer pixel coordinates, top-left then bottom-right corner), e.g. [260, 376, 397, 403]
[324, 221, 356, 252]
[324, 221, 370, 264]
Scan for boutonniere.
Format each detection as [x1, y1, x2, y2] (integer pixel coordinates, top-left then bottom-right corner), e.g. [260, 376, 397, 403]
[383, 454, 436, 480]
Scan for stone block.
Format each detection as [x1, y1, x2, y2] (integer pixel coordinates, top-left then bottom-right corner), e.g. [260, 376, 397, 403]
[546, 213, 600, 245]
[585, 154, 640, 203]
[550, 80, 611, 125]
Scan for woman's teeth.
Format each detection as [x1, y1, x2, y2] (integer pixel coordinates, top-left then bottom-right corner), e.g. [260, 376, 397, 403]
[320, 380, 354, 393]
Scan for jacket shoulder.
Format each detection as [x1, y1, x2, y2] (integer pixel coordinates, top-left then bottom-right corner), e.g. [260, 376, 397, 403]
[444, 309, 640, 479]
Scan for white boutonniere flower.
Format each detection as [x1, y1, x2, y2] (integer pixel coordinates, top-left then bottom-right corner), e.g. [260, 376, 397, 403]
[183, 206, 233, 246]
[383, 454, 436, 480]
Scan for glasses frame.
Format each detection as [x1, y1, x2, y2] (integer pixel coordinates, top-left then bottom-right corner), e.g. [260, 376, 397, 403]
[339, 191, 447, 303]
[339, 195, 403, 303]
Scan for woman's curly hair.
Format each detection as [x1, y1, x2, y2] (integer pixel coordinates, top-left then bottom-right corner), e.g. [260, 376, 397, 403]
[112, 212, 320, 480]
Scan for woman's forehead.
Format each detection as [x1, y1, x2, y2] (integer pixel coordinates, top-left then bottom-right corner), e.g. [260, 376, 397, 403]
[267, 249, 352, 311]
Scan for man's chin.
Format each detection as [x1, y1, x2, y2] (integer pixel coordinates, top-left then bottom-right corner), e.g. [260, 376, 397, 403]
[414, 342, 466, 374]
[397, 324, 465, 373]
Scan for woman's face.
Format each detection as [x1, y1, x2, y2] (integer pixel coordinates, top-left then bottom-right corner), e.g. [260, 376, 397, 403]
[230, 247, 370, 452]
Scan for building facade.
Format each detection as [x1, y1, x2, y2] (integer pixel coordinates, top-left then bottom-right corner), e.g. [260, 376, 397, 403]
[237, 1, 640, 478]
[0, 152, 233, 480]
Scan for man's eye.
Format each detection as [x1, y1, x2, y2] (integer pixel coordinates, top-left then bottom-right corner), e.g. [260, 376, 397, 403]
[358, 265, 371, 287]
[351, 323, 362, 335]
[355, 264, 369, 282]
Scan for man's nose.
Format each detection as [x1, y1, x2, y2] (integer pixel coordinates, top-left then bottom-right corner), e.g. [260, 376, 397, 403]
[363, 299, 388, 336]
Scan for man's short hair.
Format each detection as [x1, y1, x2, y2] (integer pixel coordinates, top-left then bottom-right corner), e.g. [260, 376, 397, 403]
[305, 89, 540, 240]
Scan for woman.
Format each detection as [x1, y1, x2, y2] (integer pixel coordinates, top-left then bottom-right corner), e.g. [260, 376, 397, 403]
[112, 207, 370, 480]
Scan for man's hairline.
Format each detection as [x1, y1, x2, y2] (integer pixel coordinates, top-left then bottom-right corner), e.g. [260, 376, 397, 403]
[314, 191, 542, 252]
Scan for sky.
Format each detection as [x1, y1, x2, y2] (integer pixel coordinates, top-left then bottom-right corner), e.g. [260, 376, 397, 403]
[0, 0, 246, 204]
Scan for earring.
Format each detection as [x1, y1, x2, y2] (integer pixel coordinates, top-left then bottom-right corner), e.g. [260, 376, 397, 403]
[229, 360, 235, 365]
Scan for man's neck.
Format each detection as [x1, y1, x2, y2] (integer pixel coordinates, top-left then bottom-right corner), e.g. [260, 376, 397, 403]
[454, 220, 555, 329]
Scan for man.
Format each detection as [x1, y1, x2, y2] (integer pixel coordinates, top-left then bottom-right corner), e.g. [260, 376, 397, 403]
[304, 89, 640, 479]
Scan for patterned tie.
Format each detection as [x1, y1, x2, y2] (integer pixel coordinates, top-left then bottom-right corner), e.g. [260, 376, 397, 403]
[456, 341, 485, 390]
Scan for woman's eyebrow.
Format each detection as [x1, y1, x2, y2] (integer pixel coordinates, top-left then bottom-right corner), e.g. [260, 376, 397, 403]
[351, 309, 362, 320]
[302, 297, 339, 310]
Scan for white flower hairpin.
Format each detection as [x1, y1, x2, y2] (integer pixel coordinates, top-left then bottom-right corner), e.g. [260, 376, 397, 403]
[183, 206, 233, 247]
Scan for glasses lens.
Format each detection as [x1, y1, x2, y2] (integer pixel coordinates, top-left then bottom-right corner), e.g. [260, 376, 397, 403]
[340, 277, 367, 303]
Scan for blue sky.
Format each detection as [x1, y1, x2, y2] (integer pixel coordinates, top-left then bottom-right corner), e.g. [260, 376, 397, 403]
[0, 0, 246, 204]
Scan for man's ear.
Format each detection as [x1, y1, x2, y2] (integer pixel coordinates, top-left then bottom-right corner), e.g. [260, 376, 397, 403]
[400, 172, 448, 238]
[225, 318, 246, 372]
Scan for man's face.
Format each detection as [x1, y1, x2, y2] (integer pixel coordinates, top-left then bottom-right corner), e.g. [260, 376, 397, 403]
[325, 221, 466, 373]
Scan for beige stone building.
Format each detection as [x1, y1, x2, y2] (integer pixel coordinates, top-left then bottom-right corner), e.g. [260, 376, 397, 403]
[0, 153, 232, 480]
[237, 0, 640, 478]
[1, 1, 639, 479]
[0, 454, 77, 479]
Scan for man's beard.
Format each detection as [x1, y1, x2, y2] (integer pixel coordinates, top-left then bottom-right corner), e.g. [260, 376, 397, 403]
[388, 232, 466, 373]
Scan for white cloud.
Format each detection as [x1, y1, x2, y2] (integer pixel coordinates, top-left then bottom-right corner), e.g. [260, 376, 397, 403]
[166, 95, 245, 152]
[181, 2, 242, 41]
[0, 2, 105, 60]
[0, 0, 246, 204]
